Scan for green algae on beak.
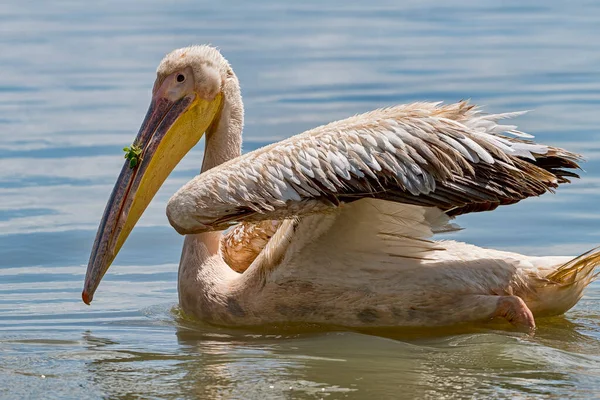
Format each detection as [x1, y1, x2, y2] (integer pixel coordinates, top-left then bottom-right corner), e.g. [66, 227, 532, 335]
[123, 144, 143, 168]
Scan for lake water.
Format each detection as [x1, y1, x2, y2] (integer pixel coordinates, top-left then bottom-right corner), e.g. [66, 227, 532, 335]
[2, 1, 600, 398]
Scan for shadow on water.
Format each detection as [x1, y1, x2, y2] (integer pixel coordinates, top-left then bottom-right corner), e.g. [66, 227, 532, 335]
[72, 305, 600, 399]
[170, 302, 600, 344]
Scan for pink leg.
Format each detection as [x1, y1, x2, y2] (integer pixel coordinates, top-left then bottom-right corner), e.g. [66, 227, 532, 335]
[495, 295, 536, 334]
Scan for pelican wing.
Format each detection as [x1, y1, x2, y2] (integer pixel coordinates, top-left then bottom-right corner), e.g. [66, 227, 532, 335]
[167, 101, 580, 234]
[243, 199, 458, 282]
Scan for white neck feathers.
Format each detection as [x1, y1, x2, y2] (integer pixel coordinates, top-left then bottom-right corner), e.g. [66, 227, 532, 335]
[201, 71, 244, 173]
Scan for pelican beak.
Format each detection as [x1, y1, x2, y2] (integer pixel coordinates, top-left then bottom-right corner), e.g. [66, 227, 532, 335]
[82, 90, 223, 305]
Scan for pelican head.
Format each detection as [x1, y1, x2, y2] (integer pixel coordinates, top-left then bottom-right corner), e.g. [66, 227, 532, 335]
[82, 46, 229, 304]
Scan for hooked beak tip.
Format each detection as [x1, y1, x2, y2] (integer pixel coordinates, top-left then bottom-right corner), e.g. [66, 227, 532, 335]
[82, 290, 92, 305]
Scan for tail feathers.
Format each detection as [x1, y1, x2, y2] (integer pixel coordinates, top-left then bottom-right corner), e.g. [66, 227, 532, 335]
[546, 246, 600, 286]
[525, 246, 600, 317]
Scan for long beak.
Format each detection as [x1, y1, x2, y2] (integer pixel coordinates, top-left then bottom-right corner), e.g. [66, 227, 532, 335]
[82, 92, 222, 304]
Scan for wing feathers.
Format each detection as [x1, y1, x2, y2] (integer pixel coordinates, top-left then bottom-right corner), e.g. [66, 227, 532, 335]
[167, 101, 581, 234]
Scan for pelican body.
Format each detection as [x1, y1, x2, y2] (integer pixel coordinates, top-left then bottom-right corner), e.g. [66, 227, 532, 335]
[83, 46, 599, 333]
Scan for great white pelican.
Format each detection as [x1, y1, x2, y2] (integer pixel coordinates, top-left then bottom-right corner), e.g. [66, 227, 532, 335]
[82, 45, 600, 333]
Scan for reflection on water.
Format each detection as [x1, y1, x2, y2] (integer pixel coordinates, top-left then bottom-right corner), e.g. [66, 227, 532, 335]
[30, 316, 598, 399]
[4, 300, 600, 399]
[2, 0, 600, 398]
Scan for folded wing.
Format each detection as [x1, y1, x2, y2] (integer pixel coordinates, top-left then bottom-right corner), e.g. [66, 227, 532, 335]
[167, 101, 580, 234]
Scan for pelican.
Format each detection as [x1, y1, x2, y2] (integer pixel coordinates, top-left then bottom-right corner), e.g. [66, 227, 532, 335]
[83, 45, 600, 333]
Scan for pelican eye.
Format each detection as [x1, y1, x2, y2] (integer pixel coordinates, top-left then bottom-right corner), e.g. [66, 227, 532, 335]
[176, 74, 185, 83]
